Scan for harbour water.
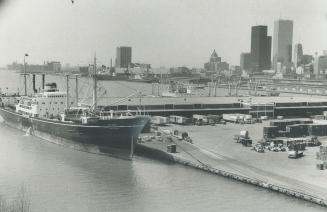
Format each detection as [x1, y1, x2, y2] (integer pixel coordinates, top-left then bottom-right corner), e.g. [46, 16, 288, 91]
[0, 69, 326, 211]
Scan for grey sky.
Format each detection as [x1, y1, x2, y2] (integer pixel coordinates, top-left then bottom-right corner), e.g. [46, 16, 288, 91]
[0, 0, 326, 68]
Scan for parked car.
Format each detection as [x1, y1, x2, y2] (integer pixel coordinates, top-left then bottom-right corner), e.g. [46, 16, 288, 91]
[254, 144, 265, 153]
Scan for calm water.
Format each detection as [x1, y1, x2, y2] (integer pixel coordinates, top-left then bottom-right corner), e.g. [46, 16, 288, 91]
[0, 69, 326, 211]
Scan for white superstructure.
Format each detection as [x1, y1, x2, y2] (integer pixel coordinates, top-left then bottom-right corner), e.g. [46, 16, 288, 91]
[15, 83, 73, 118]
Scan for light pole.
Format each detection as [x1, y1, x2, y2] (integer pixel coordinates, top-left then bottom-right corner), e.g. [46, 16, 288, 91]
[23, 53, 29, 96]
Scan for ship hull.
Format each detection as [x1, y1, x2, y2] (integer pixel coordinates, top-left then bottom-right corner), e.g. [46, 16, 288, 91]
[0, 107, 149, 158]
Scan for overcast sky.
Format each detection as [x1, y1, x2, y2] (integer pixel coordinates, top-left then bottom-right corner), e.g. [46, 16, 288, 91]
[0, 0, 326, 68]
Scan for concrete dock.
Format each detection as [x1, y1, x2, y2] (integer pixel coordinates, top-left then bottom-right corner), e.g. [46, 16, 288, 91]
[136, 122, 327, 207]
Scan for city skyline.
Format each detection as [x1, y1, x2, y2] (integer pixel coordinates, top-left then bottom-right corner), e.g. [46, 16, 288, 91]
[0, 0, 326, 68]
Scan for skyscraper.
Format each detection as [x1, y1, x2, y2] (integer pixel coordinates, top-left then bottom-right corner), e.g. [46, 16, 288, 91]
[293, 43, 303, 67]
[115, 46, 132, 68]
[272, 19, 293, 70]
[240, 52, 252, 71]
[250, 25, 271, 72]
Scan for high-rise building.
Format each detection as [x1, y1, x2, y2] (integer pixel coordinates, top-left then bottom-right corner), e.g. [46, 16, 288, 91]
[115, 46, 132, 68]
[302, 54, 314, 65]
[209, 50, 221, 63]
[250, 25, 271, 72]
[314, 54, 327, 76]
[293, 43, 303, 67]
[204, 50, 229, 73]
[240, 52, 252, 71]
[272, 19, 293, 70]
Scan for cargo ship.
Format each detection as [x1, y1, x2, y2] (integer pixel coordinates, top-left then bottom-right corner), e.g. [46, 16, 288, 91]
[0, 56, 149, 159]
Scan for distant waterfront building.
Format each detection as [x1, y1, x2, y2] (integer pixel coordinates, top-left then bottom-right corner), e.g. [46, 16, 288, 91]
[7, 62, 23, 71]
[293, 43, 303, 67]
[302, 54, 314, 65]
[48, 61, 61, 72]
[79, 66, 90, 77]
[272, 19, 293, 70]
[218, 61, 229, 71]
[170, 66, 197, 77]
[14, 61, 62, 73]
[130, 63, 151, 69]
[115, 46, 132, 68]
[314, 54, 327, 77]
[303, 63, 314, 79]
[204, 50, 229, 74]
[240, 52, 252, 71]
[204, 50, 221, 72]
[250, 25, 271, 72]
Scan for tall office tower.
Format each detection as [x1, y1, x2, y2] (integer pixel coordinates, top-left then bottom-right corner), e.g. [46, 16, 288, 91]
[115, 46, 132, 68]
[240, 52, 252, 71]
[293, 43, 303, 67]
[272, 19, 293, 70]
[250, 25, 271, 72]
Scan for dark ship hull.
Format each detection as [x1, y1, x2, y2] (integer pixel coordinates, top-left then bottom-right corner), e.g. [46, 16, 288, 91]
[0, 107, 149, 158]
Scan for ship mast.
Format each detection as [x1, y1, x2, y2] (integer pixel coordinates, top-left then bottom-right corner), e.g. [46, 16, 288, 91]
[92, 54, 97, 110]
[66, 74, 69, 109]
[75, 74, 79, 107]
[23, 54, 29, 96]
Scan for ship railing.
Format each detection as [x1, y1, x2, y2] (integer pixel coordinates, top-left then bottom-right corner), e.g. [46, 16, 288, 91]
[98, 110, 137, 120]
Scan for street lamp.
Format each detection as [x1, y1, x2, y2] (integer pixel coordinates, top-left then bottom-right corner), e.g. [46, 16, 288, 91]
[23, 53, 29, 96]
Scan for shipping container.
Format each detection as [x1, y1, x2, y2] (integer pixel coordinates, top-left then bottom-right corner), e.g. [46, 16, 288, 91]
[287, 139, 306, 151]
[151, 116, 169, 125]
[263, 126, 279, 138]
[175, 116, 190, 125]
[223, 114, 239, 122]
[223, 113, 245, 123]
[308, 124, 327, 136]
[169, 115, 177, 123]
[286, 124, 309, 138]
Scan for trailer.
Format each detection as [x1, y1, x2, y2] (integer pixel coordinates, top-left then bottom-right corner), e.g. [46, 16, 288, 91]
[169, 115, 190, 125]
[223, 113, 244, 123]
[151, 116, 169, 125]
[206, 114, 221, 125]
